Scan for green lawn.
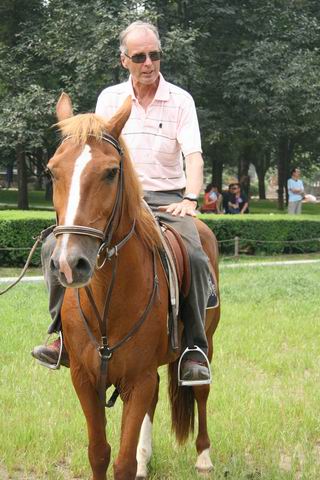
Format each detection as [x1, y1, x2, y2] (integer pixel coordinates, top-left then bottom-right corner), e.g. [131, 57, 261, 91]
[0, 262, 319, 479]
[249, 199, 320, 215]
[0, 189, 53, 209]
[1, 189, 320, 215]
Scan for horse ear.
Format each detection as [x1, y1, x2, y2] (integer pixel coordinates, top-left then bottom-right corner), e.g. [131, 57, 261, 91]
[56, 92, 73, 121]
[108, 96, 132, 138]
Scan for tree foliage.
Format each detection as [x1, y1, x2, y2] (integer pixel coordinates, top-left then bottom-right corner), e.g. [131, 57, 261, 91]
[1, 0, 320, 208]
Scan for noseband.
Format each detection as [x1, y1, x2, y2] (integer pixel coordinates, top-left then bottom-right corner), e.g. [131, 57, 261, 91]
[53, 133, 135, 256]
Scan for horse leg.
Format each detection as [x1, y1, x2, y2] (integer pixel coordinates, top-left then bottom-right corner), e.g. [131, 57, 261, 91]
[71, 365, 110, 480]
[193, 384, 214, 473]
[136, 374, 160, 479]
[113, 373, 158, 480]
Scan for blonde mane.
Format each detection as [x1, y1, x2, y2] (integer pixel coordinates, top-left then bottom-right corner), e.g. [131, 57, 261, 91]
[56, 113, 109, 143]
[56, 113, 161, 251]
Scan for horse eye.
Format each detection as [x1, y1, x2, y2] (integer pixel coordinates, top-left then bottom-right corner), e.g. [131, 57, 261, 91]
[104, 168, 119, 182]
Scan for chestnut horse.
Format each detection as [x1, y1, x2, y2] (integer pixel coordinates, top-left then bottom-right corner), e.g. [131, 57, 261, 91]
[48, 93, 220, 480]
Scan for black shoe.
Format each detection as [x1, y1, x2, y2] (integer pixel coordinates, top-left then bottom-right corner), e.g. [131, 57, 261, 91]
[31, 338, 70, 368]
[180, 359, 210, 384]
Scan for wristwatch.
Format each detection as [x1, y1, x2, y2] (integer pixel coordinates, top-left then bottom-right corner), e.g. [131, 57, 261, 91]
[183, 193, 199, 207]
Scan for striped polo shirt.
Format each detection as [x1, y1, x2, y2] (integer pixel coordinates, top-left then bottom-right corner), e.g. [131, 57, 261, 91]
[95, 73, 202, 191]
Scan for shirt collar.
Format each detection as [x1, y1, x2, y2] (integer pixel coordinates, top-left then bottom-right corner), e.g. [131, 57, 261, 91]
[126, 73, 170, 102]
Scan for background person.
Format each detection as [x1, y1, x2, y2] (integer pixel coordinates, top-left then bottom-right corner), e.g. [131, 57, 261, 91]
[200, 183, 222, 213]
[287, 168, 304, 214]
[223, 183, 249, 214]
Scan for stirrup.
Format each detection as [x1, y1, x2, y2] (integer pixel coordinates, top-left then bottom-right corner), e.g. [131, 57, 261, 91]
[36, 331, 63, 370]
[177, 346, 212, 387]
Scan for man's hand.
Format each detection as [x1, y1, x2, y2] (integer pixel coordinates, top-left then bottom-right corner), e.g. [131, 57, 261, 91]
[158, 199, 198, 217]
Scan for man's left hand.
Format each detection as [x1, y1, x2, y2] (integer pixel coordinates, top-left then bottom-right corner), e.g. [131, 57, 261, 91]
[158, 199, 197, 217]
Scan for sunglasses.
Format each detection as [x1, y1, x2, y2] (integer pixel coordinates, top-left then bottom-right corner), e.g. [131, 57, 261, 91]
[124, 51, 161, 64]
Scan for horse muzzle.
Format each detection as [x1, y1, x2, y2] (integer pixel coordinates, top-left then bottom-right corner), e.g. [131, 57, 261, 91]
[50, 236, 99, 287]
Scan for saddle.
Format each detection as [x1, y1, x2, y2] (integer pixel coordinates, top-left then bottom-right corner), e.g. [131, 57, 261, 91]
[161, 222, 191, 298]
[159, 221, 219, 352]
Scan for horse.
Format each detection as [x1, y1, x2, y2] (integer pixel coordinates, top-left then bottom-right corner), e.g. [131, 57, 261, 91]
[47, 92, 220, 480]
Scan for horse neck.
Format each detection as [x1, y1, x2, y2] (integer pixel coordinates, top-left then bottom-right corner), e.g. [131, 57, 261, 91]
[91, 233, 154, 336]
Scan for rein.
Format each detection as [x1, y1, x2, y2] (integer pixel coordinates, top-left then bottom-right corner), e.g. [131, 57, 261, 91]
[76, 249, 159, 407]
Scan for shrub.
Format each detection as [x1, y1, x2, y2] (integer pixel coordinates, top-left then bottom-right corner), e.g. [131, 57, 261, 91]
[0, 212, 320, 267]
[0, 211, 55, 267]
[201, 214, 320, 255]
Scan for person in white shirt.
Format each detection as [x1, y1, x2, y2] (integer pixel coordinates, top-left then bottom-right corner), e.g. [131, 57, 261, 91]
[32, 21, 213, 385]
[287, 168, 304, 214]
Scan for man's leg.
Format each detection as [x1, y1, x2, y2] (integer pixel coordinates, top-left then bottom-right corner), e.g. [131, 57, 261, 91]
[288, 202, 296, 214]
[31, 233, 69, 367]
[144, 191, 210, 382]
[296, 200, 302, 214]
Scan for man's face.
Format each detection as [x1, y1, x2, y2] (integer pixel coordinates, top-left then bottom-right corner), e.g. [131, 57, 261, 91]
[293, 169, 300, 179]
[230, 185, 240, 195]
[121, 28, 161, 86]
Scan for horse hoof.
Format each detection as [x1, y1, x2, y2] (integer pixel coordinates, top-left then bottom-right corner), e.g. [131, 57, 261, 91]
[196, 468, 213, 477]
[195, 448, 213, 475]
[136, 476, 147, 480]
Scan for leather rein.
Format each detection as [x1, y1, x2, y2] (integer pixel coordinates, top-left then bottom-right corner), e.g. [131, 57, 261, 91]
[54, 133, 159, 407]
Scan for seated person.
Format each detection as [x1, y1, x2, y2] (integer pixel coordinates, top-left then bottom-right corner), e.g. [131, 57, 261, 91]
[227, 192, 240, 214]
[200, 184, 222, 213]
[223, 183, 249, 214]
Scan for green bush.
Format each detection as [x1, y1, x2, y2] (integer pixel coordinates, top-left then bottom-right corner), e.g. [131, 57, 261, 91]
[0, 211, 320, 266]
[201, 214, 320, 254]
[0, 211, 55, 267]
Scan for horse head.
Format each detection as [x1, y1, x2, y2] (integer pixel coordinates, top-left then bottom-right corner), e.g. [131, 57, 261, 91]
[48, 93, 132, 287]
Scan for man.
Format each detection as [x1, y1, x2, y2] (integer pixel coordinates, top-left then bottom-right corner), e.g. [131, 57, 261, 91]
[223, 183, 249, 214]
[32, 21, 211, 384]
[288, 168, 304, 214]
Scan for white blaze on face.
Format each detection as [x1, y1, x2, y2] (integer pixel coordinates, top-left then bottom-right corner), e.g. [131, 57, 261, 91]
[58, 144, 92, 283]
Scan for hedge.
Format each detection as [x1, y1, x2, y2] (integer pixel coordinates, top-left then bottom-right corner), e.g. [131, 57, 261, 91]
[0, 211, 320, 266]
[0, 211, 55, 267]
[201, 214, 320, 255]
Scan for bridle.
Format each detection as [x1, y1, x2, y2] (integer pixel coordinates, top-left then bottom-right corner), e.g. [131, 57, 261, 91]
[53, 133, 129, 251]
[53, 132, 158, 408]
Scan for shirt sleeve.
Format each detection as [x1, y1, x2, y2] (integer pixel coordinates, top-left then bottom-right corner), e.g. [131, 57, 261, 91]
[287, 179, 293, 191]
[176, 96, 202, 156]
[95, 90, 117, 119]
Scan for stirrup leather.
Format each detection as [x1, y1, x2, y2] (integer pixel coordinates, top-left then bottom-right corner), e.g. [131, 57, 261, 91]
[178, 346, 212, 387]
[36, 331, 64, 370]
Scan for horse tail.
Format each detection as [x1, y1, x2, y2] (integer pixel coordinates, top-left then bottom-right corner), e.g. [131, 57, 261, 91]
[168, 360, 195, 444]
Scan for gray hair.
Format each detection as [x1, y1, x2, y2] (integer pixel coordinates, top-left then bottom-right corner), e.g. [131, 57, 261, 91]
[119, 21, 161, 54]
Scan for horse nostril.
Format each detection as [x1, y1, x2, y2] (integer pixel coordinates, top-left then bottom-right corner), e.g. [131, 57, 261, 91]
[75, 257, 91, 275]
[50, 258, 59, 272]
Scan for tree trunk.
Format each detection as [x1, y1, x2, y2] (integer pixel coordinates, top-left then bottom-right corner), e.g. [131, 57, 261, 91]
[253, 149, 271, 200]
[277, 137, 295, 210]
[257, 168, 266, 199]
[35, 148, 44, 190]
[6, 162, 14, 188]
[45, 178, 53, 202]
[238, 145, 251, 197]
[211, 156, 223, 192]
[277, 138, 289, 210]
[16, 144, 29, 209]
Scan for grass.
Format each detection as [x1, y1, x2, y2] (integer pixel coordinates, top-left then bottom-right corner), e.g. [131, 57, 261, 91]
[1, 189, 320, 215]
[1, 262, 320, 479]
[0, 189, 53, 209]
[249, 199, 320, 215]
